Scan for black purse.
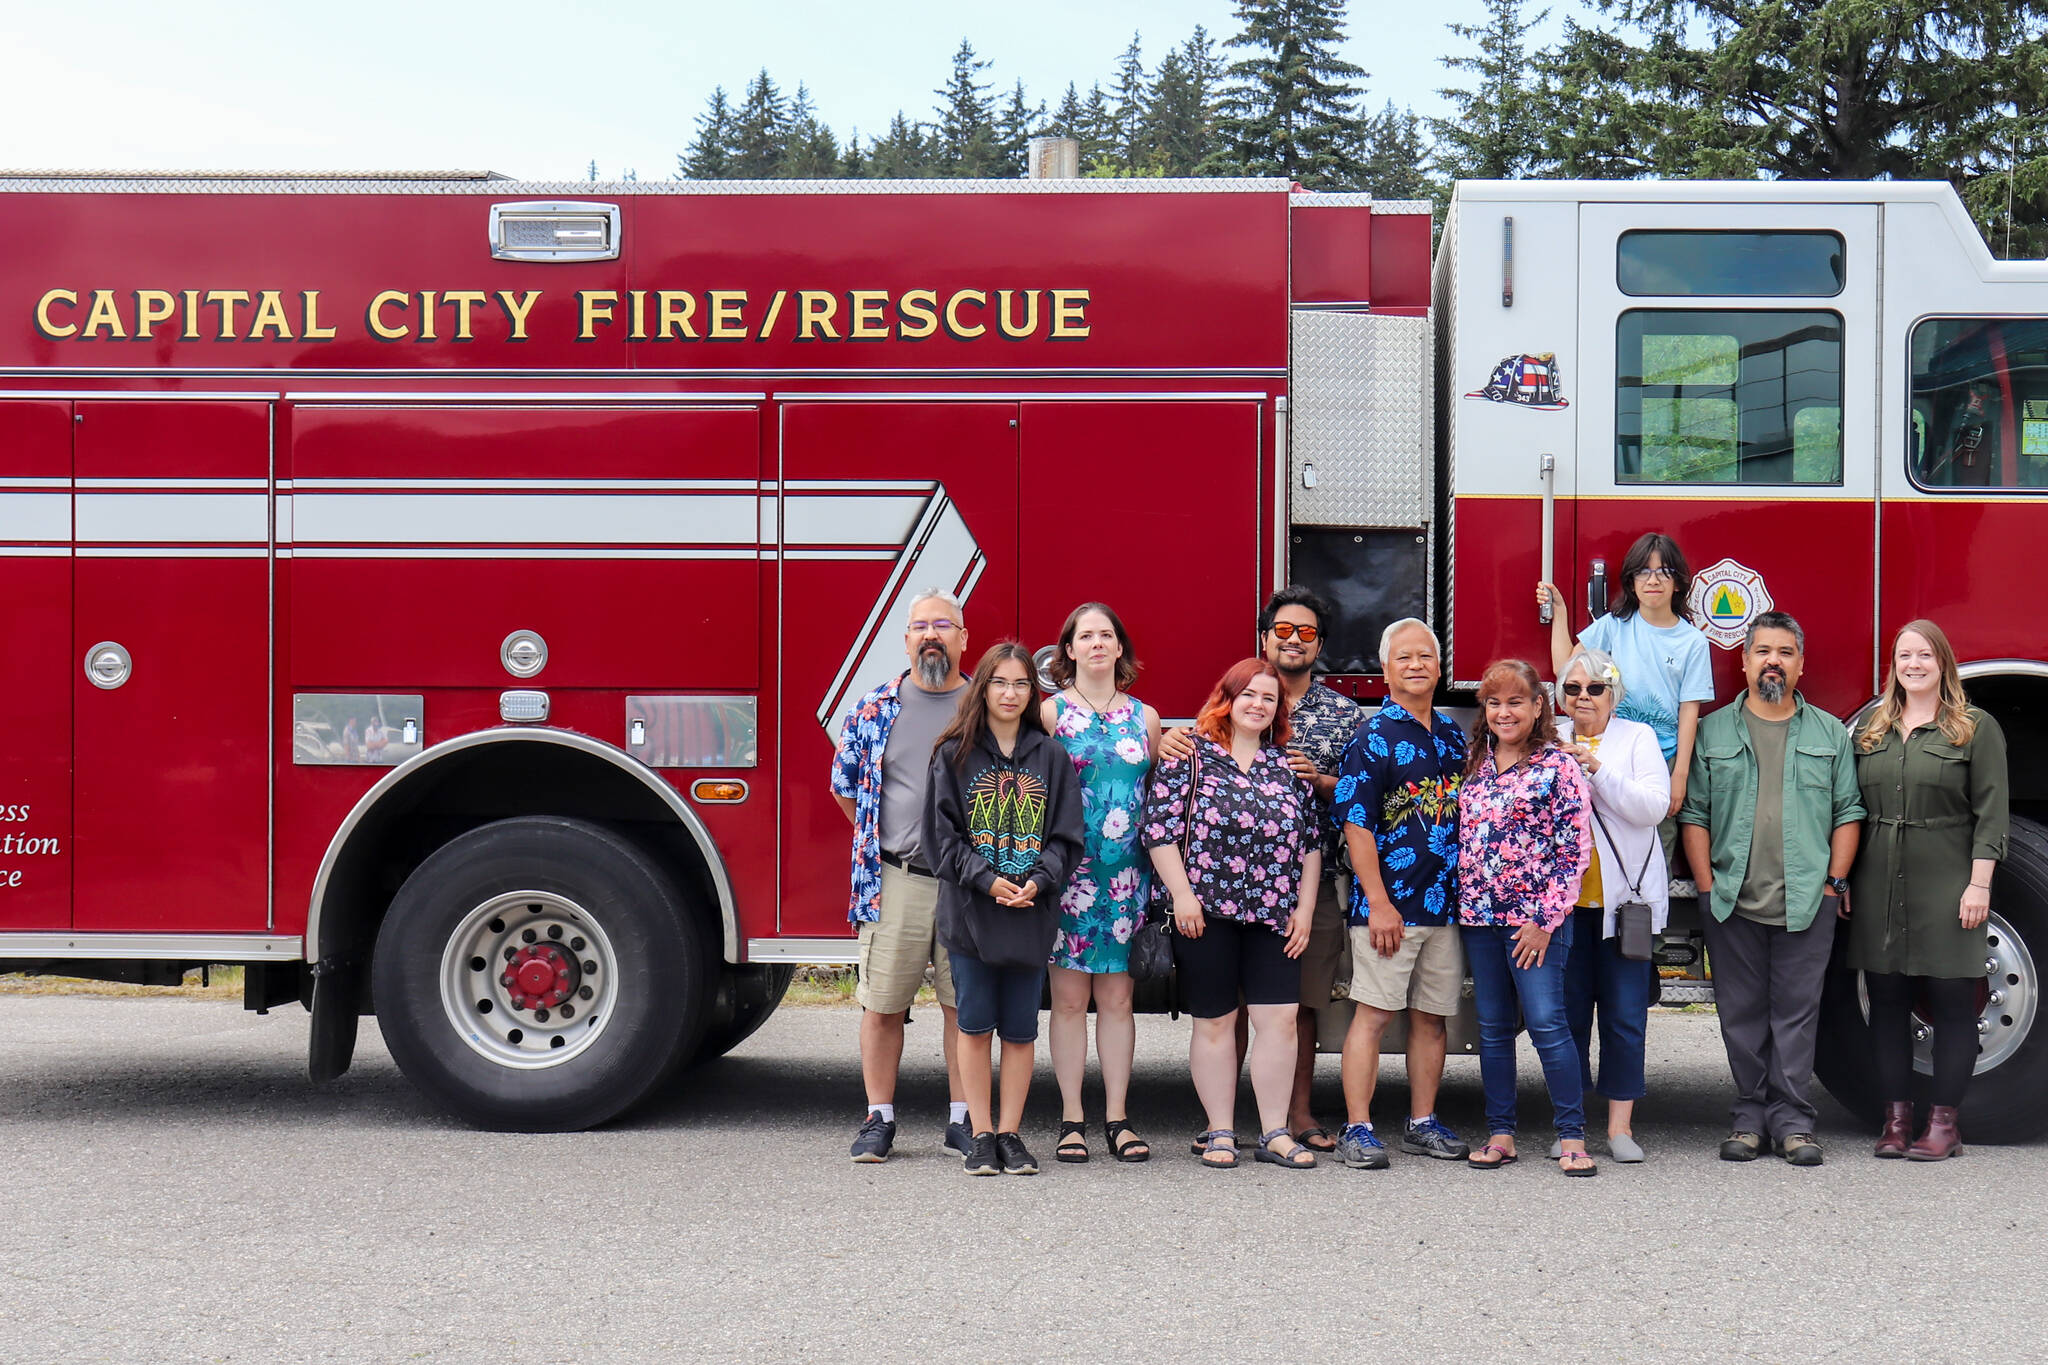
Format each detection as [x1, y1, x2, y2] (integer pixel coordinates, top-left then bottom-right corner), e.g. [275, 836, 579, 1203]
[1129, 747, 1201, 984]
[1588, 801, 1659, 963]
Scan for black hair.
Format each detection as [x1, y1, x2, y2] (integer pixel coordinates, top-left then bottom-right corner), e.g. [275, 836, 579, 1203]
[1258, 584, 1334, 641]
[1613, 532, 1695, 623]
[1745, 611, 1805, 652]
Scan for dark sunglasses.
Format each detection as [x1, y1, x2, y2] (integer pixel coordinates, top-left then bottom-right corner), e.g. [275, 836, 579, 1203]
[1268, 622, 1320, 643]
[1560, 682, 1610, 698]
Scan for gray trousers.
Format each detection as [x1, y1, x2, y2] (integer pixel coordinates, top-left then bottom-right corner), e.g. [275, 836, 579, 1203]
[1702, 908, 1838, 1140]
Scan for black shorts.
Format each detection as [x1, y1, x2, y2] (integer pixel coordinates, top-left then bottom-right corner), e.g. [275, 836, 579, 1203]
[1173, 917, 1301, 1018]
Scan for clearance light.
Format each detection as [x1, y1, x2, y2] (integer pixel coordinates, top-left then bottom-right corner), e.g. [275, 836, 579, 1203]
[691, 780, 749, 803]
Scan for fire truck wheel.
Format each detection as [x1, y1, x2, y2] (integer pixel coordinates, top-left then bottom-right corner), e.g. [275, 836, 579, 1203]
[693, 964, 796, 1063]
[371, 815, 708, 1132]
[1817, 814, 2048, 1143]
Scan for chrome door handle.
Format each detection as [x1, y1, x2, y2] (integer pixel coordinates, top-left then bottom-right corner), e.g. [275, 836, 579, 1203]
[85, 641, 132, 689]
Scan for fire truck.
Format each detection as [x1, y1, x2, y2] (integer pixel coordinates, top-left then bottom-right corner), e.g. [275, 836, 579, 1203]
[3, 170, 2043, 1138]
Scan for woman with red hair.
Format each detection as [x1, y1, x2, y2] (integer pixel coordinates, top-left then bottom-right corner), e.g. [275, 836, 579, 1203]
[1143, 658, 1321, 1169]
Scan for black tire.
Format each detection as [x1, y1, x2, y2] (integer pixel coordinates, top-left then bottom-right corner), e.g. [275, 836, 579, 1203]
[372, 816, 711, 1132]
[693, 964, 796, 1062]
[1817, 814, 2048, 1143]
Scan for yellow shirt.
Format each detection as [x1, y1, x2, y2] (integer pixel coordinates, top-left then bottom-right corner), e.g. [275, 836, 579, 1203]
[1575, 734, 1604, 908]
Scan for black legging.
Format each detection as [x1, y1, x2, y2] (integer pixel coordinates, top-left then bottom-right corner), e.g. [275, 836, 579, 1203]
[1866, 972, 1980, 1108]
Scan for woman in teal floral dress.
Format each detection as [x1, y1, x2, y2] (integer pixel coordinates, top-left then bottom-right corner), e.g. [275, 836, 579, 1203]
[1041, 603, 1161, 1164]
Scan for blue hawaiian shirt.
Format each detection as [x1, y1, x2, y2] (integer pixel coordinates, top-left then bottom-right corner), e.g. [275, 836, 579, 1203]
[830, 674, 904, 924]
[1334, 703, 1467, 926]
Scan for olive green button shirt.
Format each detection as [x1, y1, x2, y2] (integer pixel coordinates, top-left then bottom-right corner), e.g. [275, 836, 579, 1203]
[1679, 693, 1866, 933]
[1846, 708, 2010, 978]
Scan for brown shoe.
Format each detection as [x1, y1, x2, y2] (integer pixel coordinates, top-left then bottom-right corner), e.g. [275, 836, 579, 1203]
[1874, 1101, 1913, 1159]
[1906, 1105, 1963, 1161]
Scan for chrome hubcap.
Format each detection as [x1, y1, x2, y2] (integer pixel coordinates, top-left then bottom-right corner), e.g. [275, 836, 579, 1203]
[438, 890, 619, 1069]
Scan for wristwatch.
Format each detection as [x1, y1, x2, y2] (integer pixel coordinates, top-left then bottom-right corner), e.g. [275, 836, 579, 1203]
[1825, 876, 1850, 895]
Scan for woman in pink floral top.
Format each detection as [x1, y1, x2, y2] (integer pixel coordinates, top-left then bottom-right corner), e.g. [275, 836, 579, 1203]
[1457, 659, 1598, 1176]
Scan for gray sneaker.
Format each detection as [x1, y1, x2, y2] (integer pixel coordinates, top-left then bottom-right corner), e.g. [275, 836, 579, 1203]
[1337, 1123, 1390, 1170]
[1400, 1116, 1471, 1160]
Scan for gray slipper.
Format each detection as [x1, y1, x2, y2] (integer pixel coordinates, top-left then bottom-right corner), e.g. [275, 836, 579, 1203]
[1608, 1133, 1645, 1163]
[1549, 1138, 1563, 1160]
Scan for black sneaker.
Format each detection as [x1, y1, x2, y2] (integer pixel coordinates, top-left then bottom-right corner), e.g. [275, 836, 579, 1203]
[964, 1131, 1001, 1176]
[850, 1110, 896, 1163]
[995, 1131, 1039, 1175]
[943, 1119, 973, 1157]
[1400, 1115, 1471, 1160]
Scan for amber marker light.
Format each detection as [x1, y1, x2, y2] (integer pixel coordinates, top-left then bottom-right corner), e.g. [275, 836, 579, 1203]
[691, 781, 749, 803]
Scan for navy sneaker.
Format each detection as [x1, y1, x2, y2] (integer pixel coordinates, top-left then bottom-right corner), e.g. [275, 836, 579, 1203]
[850, 1110, 896, 1163]
[995, 1131, 1039, 1175]
[943, 1119, 973, 1157]
[1337, 1122, 1389, 1170]
[1401, 1115, 1471, 1160]
[964, 1131, 1001, 1176]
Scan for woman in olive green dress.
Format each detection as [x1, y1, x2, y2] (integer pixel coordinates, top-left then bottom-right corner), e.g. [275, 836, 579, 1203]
[1847, 619, 2008, 1161]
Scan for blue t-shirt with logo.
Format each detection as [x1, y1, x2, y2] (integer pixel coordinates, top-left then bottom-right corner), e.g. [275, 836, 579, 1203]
[1579, 612, 1715, 761]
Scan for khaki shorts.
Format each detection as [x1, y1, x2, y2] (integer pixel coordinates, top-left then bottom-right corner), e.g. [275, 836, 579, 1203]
[855, 862, 956, 1014]
[1296, 876, 1350, 1009]
[1347, 922, 1464, 1017]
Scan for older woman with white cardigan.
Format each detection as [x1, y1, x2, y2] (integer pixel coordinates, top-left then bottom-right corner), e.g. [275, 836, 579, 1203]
[1555, 646, 1670, 1162]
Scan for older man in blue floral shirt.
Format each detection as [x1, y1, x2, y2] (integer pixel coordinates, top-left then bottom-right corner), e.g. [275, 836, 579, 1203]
[831, 589, 972, 1163]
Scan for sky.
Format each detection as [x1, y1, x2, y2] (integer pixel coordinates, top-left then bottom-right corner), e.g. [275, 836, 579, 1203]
[0, 0, 1567, 182]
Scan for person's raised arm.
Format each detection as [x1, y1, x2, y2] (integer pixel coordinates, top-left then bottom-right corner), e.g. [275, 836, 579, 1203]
[1536, 581, 1576, 679]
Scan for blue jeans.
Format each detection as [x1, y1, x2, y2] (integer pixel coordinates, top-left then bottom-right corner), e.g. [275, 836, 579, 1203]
[1461, 918, 1585, 1141]
[949, 952, 1045, 1043]
[1564, 906, 1653, 1102]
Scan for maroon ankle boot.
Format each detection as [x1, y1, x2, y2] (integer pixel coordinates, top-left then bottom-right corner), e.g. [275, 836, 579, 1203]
[1873, 1102, 1912, 1159]
[1906, 1105, 1962, 1161]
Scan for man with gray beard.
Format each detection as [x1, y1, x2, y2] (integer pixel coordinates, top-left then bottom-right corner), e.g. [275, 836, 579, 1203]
[1679, 612, 1863, 1166]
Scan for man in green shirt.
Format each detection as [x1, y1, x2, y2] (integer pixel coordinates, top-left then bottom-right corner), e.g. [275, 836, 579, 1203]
[1679, 612, 1864, 1166]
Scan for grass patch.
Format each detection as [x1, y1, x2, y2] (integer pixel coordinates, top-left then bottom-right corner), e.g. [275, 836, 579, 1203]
[781, 966, 932, 1008]
[0, 966, 243, 1000]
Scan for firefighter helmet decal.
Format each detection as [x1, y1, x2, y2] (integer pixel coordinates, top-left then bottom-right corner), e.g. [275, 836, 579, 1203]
[1465, 352, 1568, 409]
[1687, 557, 1774, 650]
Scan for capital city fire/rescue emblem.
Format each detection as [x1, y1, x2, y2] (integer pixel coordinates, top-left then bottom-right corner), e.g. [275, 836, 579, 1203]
[1465, 352, 1568, 409]
[1687, 557, 1773, 649]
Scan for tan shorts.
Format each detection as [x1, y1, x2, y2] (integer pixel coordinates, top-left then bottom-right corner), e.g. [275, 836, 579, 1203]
[1296, 876, 1350, 1008]
[855, 861, 956, 1014]
[1347, 922, 1464, 1016]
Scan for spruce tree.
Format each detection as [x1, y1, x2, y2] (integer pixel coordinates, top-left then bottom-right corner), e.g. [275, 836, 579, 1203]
[730, 70, 789, 179]
[1147, 30, 1225, 176]
[933, 38, 1000, 176]
[1106, 33, 1151, 172]
[780, 84, 842, 178]
[1211, 0, 1369, 188]
[1356, 100, 1439, 201]
[995, 80, 1044, 177]
[1433, 0, 1549, 180]
[868, 111, 939, 178]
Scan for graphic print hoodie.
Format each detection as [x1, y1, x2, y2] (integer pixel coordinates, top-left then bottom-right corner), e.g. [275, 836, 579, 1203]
[922, 726, 1085, 967]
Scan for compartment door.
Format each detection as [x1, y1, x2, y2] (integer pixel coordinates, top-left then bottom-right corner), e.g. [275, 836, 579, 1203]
[0, 401, 74, 929]
[775, 402, 1020, 938]
[73, 401, 273, 932]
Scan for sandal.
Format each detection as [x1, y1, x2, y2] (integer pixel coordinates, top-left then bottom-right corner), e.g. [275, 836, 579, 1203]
[1192, 1128, 1237, 1155]
[1467, 1140, 1519, 1169]
[1105, 1118, 1150, 1163]
[1558, 1147, 1598, 1177]
[1293, 1125, 1339, 1153]
[1255, 1127, 1316, 1169]
[1055, 1120, 1090, 1164]
[1195, 1129, 1239, 1169]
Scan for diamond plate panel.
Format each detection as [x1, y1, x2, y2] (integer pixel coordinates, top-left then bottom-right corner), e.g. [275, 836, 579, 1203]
[1289, 310, 1433, 527]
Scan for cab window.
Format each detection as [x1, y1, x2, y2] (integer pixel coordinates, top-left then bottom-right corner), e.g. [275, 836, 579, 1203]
[1617, 230, 1845, 297]
[1909, 317, 2048, 490]
[1616, 309, 1843, 485]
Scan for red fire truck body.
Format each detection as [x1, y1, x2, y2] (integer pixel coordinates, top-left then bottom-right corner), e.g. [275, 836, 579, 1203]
[2, 173, 2042, 1137]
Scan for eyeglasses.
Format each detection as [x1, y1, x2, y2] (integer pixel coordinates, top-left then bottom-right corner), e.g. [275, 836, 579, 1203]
[987, 679, 1034, 694]
[906, 619, 959, 634]
[1633, 567, 1676, 583]
[1267, 622, 1321, 642]
[1560, 682, 1610, 697]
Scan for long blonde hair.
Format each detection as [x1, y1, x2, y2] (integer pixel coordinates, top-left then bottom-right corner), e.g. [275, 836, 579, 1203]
[1858, 619, 1977, 751]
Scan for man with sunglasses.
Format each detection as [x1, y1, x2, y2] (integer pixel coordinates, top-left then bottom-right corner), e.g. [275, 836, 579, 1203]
[1159, 586, 1361, 1153]
[831, 588, 973, 1162]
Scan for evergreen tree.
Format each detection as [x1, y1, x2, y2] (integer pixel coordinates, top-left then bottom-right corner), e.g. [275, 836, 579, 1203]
[1080, 82, 1115, 166]
[1210, 0, 1369, 188]
[840, 129, 870, 179]
[680, 86, 736, 179]
[867, 111, 939, 178]
[1433, 0, 1549, 180]
[995, 80, 1044, 177]
[730, 69, 789, 178]
[933, 38, 1001, 176]
[780, 83, 842, 178]
[1106, 33, 1150, 172]
[1147, 28, 1225, 175]
[1541, 0, 2048, 251]
[1356, 100, 1439, 201]
[1045, 82, 1089, 141]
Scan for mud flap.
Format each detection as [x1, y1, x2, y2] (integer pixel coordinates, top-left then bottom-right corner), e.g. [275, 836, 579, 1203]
[307, 960, 361, 1084]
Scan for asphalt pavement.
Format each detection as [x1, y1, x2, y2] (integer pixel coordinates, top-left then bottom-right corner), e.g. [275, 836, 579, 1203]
[3, 996, 2043, 1364]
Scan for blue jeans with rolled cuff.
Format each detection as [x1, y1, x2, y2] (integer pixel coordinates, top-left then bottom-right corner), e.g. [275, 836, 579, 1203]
[949, 951, 1045, 1044]
[1564, 906, 1653, 1103]
[1461, 917, 1586, 1142]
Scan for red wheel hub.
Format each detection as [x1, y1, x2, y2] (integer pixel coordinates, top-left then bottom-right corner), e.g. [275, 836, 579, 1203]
[499, 943, 582, 1012]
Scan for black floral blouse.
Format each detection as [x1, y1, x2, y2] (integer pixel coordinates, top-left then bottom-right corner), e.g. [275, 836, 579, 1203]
[1142, 734, 1315, 934]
